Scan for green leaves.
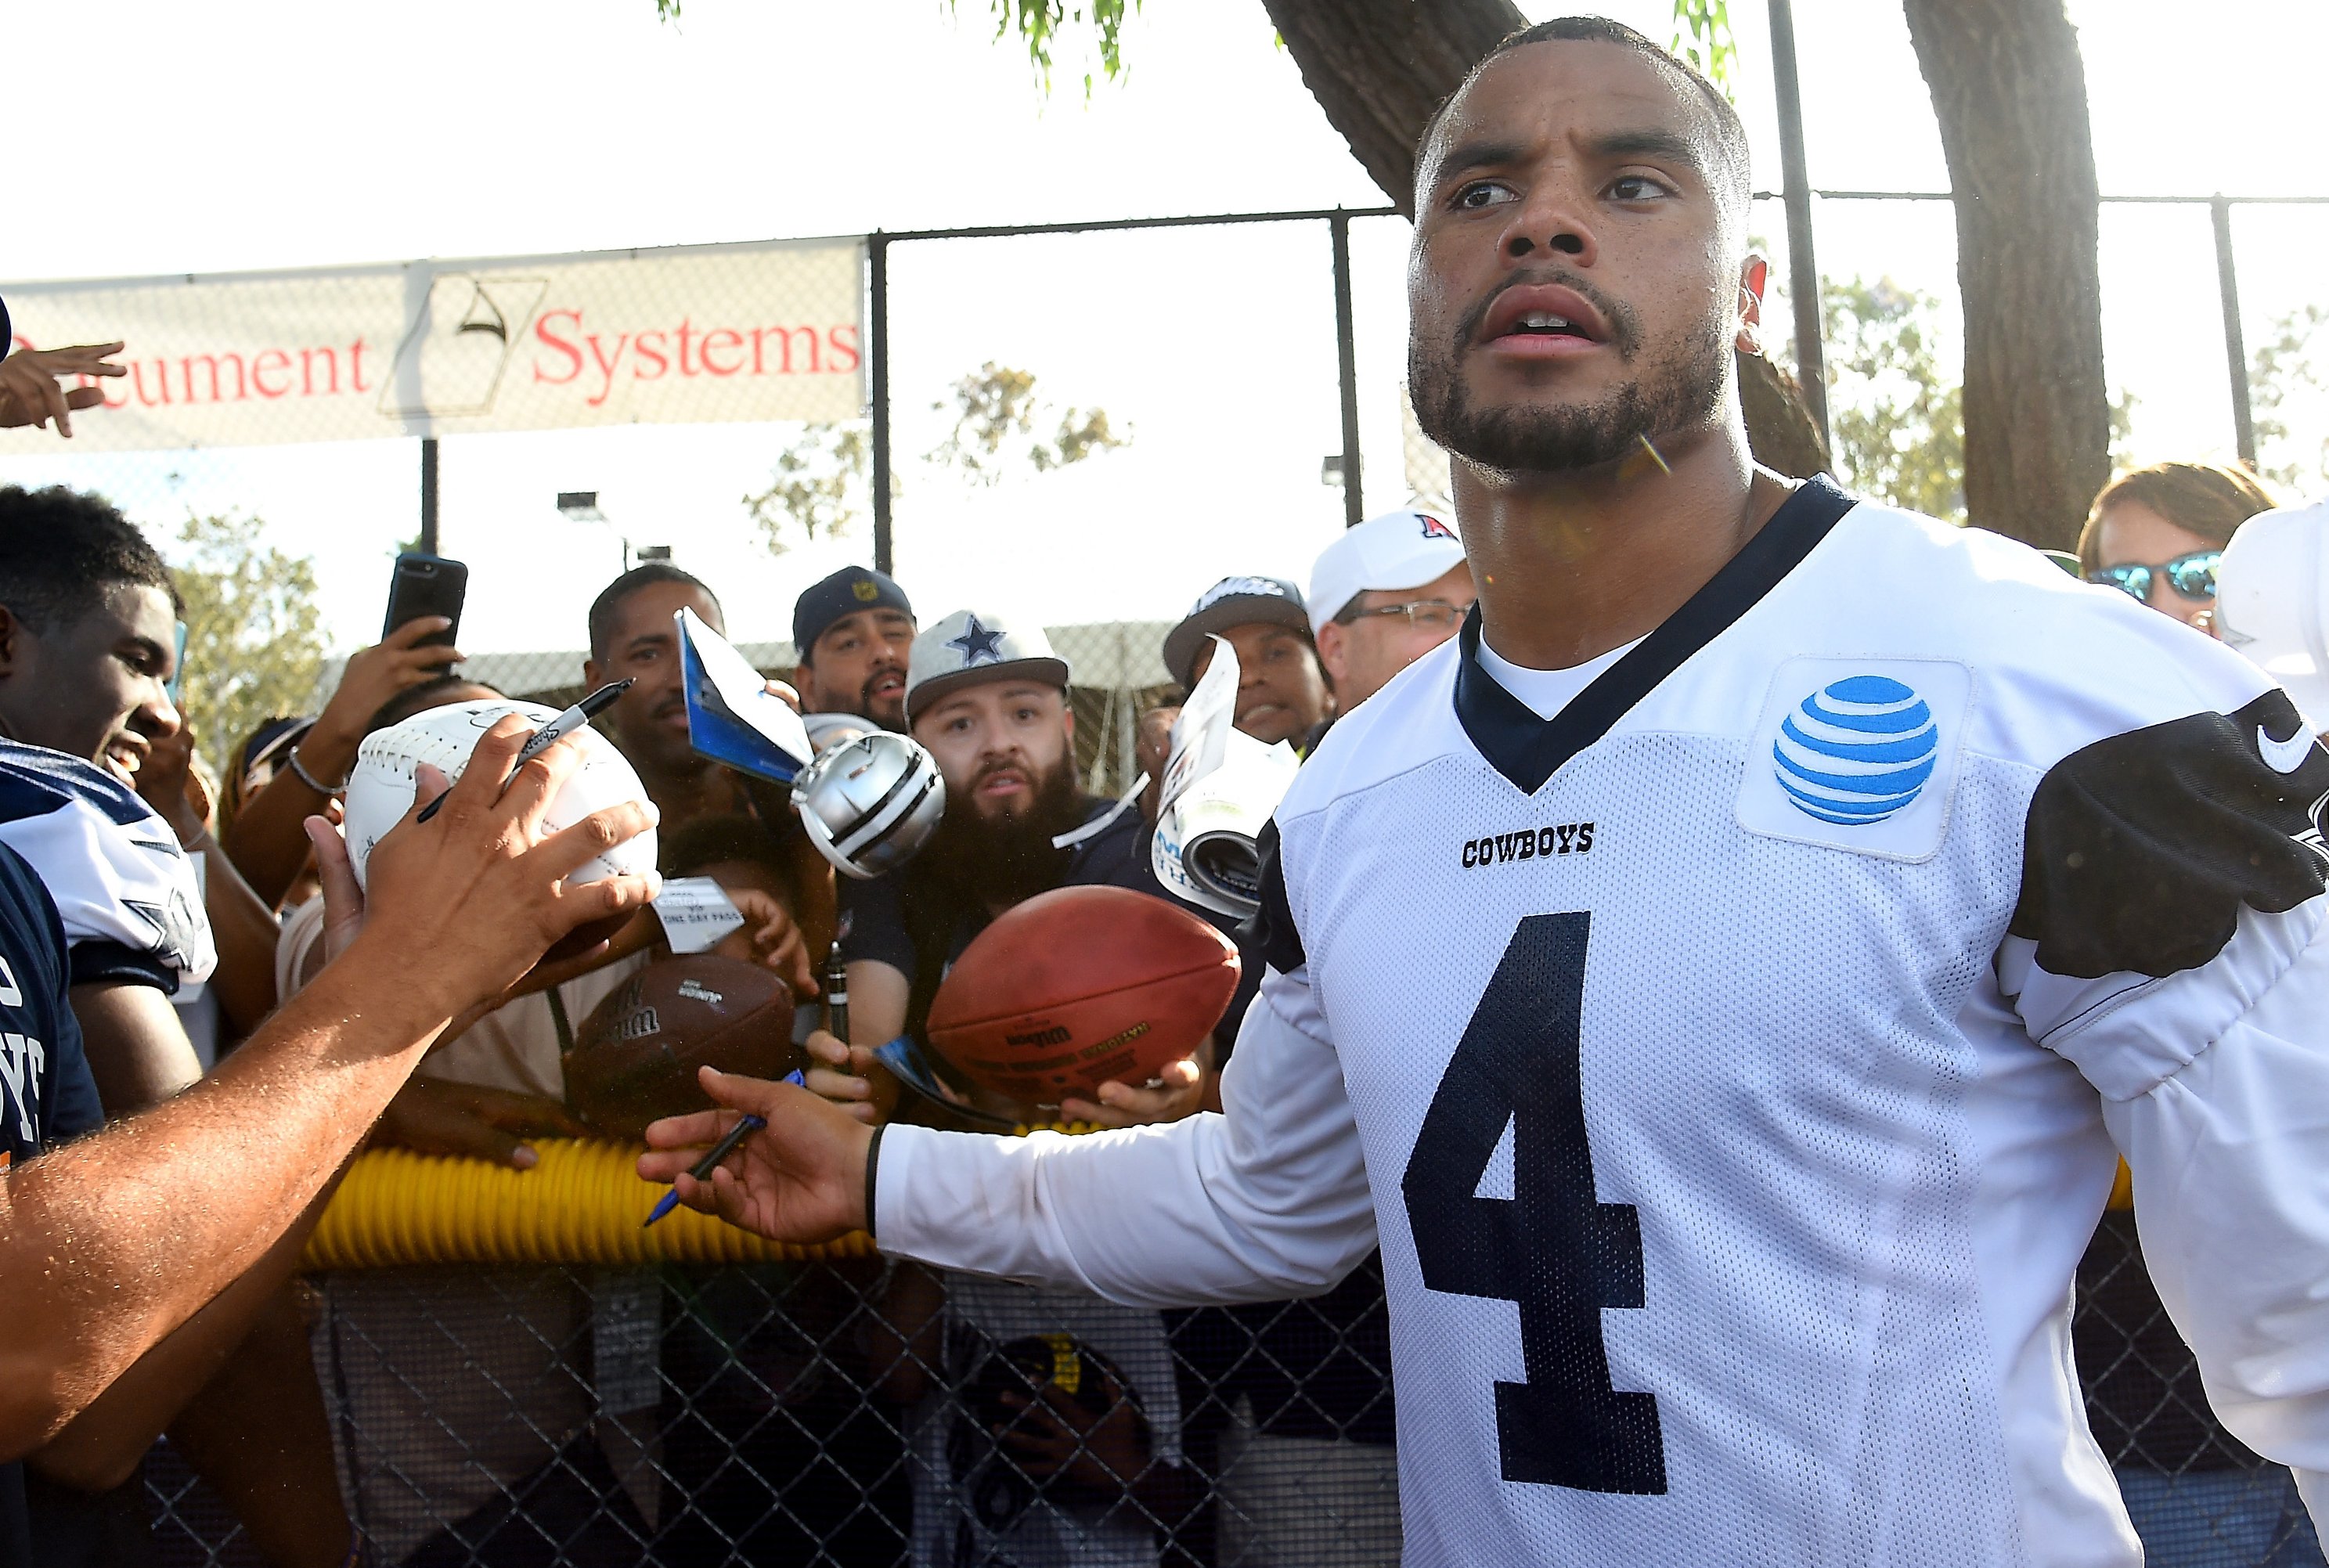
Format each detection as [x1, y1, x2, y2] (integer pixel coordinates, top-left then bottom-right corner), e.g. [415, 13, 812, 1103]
[1670, 0, 1738, 93]
[169, 514, 328, 780]
[958, 0, 1139, 95]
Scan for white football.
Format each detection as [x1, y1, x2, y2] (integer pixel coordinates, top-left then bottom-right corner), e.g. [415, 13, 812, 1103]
[341, 698, 658, 892]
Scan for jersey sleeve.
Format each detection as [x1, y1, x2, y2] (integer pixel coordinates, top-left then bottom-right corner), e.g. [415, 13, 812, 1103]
[0, 766, 215, 993]
[2001, 685, 2329, 1491]
[874, 961, 1379, 1308]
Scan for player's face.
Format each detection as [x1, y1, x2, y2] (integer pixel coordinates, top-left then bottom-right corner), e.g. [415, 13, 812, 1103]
[913, 680, 1074, 824]
[2093, 502, 2220, 634]
[1408, 40, 1753, 476]
[0, 583, 180, 786]
[800, 609, 915, 731]
[1317, 561, 1479, 710]
[1188, 623, 1331, 747]
[584, 582, 722, 777]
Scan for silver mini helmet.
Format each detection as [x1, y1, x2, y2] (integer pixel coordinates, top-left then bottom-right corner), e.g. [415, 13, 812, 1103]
[791, 730, 946, 880]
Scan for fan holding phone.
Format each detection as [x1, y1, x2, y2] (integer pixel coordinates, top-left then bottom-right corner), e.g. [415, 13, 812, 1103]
[222, 553, 473, 910]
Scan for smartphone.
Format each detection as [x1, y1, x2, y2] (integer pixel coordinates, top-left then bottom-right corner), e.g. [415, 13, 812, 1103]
[383, 553, 467, 669]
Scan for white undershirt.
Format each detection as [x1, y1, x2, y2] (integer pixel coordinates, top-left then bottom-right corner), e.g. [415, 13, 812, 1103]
[1474, 633, 1646, 720]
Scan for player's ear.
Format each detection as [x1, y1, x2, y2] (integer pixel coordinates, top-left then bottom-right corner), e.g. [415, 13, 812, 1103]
[582, 654, 605, 690]
[0, 605, 23, 679]
[1736, 255, 1769, 355]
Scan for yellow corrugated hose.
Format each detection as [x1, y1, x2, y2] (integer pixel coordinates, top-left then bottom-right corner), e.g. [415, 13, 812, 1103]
[301, 1138, 874, 1270]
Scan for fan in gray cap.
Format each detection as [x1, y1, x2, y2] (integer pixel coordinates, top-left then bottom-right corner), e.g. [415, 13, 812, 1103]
[903, 608, 1073, 723]
[1161, 575, 1311, 691]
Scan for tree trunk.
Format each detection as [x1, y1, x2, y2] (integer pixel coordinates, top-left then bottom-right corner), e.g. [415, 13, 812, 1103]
[1261, 0, 1829, 478]
[1904, 0, 2109, 550]
[1260, 0, 1523, 219]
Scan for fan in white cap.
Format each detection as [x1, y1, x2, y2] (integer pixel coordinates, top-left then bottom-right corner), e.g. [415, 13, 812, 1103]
[2215, 499, 2329, 733]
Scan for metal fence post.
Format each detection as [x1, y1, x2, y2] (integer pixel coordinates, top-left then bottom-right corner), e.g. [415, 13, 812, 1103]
[1767, 0, 1830, 449]
[420, 437, 439, 554]
[2210, 195, 2257, 467]
[1330, 211, 1364, 525]
[869, 232, 893, 575]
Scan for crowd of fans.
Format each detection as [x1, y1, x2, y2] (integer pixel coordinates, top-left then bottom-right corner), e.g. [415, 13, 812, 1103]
[4, 324, 2329, 1566]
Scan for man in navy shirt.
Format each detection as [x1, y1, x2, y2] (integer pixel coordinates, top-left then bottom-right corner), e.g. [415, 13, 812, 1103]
[0, 840, 104, 1566]
[808, 607, 1221, 1130]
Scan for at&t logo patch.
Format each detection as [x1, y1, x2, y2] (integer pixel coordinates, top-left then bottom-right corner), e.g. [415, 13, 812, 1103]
[1773, 675, 1937, 825]
[1736, 658, 1972, 861]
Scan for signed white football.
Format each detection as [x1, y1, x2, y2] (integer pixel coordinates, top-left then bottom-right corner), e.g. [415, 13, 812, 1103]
[341, 698, 658, 896]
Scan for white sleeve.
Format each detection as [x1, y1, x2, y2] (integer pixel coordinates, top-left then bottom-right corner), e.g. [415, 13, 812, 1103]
[874, 964, 1378, 1308]
[2080, 914, 2329, 1494]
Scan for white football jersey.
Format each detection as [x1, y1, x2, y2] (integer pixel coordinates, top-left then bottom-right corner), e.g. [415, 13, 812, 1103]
[875, 479, 2329, 1566]
[0, 738, 215, 991]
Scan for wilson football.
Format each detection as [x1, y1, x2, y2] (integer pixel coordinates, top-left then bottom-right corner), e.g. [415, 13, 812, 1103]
[341, 697, 657, 961]
[925, 884, 1240, 1108]
[564, 954, 799, 1140]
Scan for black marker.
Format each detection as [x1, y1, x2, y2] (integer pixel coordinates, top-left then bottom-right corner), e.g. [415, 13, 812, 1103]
[416, 679, 633, 823]
[641, 1112, 767, 1230]
[824, 941, 849, 1043]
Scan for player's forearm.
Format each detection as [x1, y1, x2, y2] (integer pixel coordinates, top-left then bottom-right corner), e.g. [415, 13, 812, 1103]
[0, 943, 451, 1458]
[27, 1181, 333, 1491]
[878, 987, 1377, 1306]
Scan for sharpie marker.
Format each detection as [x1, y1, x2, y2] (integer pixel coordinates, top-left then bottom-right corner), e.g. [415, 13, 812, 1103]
[416, 679, 633, 823]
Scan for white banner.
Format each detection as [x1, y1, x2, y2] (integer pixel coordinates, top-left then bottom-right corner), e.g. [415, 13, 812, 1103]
[0, 235, 864, 452]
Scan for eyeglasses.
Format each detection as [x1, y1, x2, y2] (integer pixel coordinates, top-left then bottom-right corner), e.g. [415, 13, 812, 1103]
[2087, 550, 2219, 604]
[1336, 599, 1473, 631]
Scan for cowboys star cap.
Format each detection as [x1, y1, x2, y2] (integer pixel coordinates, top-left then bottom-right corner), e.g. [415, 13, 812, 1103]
[1307, 506, 1469, 636]
[904, 608, 1073, 723]
[1162, 575, 1311, 691]
[2214, 498, 2329, 730]
[793, 564, 914, 661]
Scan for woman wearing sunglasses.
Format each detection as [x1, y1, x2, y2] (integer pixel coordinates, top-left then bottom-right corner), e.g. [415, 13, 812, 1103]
[2078, 460, 2279, 634]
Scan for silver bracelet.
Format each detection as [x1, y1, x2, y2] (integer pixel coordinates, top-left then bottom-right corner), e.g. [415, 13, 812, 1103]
[287, 747, 344, 794]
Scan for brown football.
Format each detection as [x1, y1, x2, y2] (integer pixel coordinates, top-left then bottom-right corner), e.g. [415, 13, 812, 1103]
[925, 884, 1241, 1108]
[564, 954, 799, 1139]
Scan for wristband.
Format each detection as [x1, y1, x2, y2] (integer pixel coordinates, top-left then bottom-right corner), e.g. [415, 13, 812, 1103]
[863, 1124, 885, 1242]
[288, 747, 344, 794]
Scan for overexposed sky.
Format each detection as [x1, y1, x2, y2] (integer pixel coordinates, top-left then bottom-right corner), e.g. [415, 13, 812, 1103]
[4, 0, 2324, 658]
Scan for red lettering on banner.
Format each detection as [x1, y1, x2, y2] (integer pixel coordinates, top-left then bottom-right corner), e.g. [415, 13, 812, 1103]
[752, 325, 819, 375]
[252, 349, 292, 398]
[586, 333, 632, 407]
[827, 325, 860, 373]
[635, 331, 669, 379]
[675, 319, 697, 377]
[301, 346, 339, 395]
[533, 311, 583, 384]
[132, 361, 171, 406]
[348, 338, 372, 394]
[700, 327, 743, 377]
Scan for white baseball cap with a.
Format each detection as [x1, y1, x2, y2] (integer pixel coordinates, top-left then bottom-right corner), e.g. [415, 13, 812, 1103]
[904, 607, 1072, 723]
[1308, 506, 1468, 636]
[2215, 498, 2329, 731]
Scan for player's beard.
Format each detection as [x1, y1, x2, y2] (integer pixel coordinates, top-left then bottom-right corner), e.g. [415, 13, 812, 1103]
[919, 753, 1087, 907]
[1409, 269, 1729, 474]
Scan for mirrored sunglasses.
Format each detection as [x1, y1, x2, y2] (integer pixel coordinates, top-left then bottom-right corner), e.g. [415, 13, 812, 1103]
[2087, 549, 2219, 604]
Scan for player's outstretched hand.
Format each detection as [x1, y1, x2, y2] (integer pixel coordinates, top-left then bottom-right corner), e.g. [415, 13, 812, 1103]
[1061, 1055, 1204, 1129]
[350, 716, 661, 1024]
[639, 1066, 874, 1242]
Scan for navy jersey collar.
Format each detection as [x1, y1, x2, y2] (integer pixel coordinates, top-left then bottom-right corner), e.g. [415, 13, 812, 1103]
[1453, 474, 1859, 793]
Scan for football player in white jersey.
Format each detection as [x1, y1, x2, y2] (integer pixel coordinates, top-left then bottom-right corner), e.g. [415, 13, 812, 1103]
[642, 17, 2329, 1566]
